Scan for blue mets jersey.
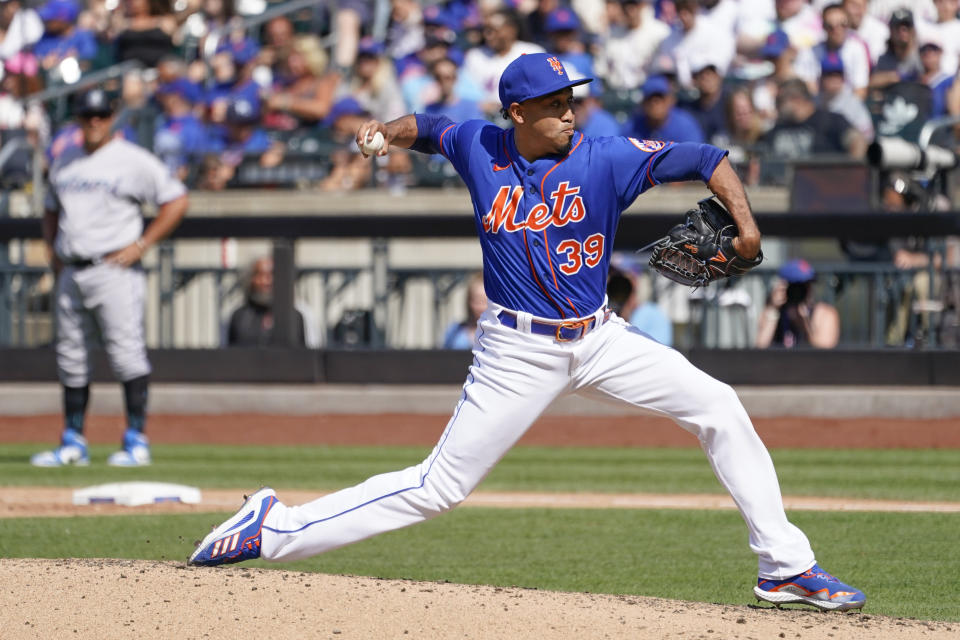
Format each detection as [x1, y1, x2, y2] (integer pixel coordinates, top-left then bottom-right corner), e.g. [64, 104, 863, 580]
[420, 117, 727, 319]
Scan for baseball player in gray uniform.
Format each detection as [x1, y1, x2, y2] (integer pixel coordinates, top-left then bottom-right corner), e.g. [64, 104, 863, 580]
[31, 88, 189, 467]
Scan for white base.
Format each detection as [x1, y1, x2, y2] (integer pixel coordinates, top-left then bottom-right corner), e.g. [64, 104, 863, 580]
[73, 482, 201, 506]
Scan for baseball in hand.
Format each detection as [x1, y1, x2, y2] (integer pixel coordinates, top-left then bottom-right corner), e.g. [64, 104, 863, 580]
[360, 131, 385, 155]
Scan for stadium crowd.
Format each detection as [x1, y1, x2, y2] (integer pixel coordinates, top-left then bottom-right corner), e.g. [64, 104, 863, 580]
[0, 0, 958, 192]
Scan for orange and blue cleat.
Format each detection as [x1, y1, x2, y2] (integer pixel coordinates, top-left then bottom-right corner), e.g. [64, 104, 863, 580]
[754, 564, 866, 611]
[189, 487, 277, 566]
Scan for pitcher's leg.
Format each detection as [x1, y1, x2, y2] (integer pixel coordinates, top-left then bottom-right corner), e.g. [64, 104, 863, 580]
[262, 331, 568, 562]
[578, 321, 814, 579]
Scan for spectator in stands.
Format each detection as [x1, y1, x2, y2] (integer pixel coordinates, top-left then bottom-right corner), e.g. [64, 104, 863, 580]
[113, 68, 159, 148]
[213, 17, 259, 70]
[331, 0, 369, 75]
[522, 0, 559, 50]
[114, 0, 176, 68]
[946, 67, 960, 124]
[399, 33, 478, 112]
[343, 36, 406, 124]
[760, 78, 866, 163]
[843, 0, 889, 64]
[607, 262, 673, 346]
[341, 36, 411, 191]
[0, 0, 43, 63]
[316, 96, 373, 193]
[773, 0, 824, 54]
[880, 170, 952, 346]
[265, 34, 339, 131]
[737, 0, 822, 62]
[653, 0, 734, 89]
[0, 55, 47, 186]
[441, 272, 486, 349]
[259, 14, 294, 72]
[33, 0, 97, 75]
[543, 7, 594, 81]
[818, 52, 874, 141]
[420, 3, 460, 51]
[154, 77, 208, 179]
[181, 0, 236, 55]
[870, 8, 922, 89]
[680, 57, 729, 145]
[385, 0, 424, 62]
[463, 7, 544, 117]
[596, 0, 669, 91]
[210, 96, 280, 159]
[573, 81, 620, 138]
[809, 3, 871, 100]
[712, 88, 764, 185]
[424, 57, 484, 123]
[756, 259, 840, 349]
[200, 96, 283, 190]
[226, 255, 319, 347]
[625, 75, 704, 143]
[918, 34, 955, 116]
[922, 0, 960, 75]
[606, 267, 639, 320]
[751, 28, 804, 127]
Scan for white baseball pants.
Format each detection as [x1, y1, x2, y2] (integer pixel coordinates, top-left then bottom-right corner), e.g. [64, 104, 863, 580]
[55, 263, 151, 387]
[262, 306, 815, 579]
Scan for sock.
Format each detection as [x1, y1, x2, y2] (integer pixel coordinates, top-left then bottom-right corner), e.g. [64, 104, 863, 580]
[63, 385, 89, 434]
[123, 374, 149, 433]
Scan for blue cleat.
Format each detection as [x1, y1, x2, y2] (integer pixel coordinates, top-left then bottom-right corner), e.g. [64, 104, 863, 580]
[31, 429, 90, 467]
[754, 563, 866, 611]
[189, 487, 277, 566]
[107, 429, 151, 467]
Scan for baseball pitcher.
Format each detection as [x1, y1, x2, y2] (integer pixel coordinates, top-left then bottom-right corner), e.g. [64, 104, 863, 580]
[189, 54, 864, 612]
[32, 88, 189, 467]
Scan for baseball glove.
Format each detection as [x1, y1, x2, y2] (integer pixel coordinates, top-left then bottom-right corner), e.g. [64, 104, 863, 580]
[647, 197, 763, 287]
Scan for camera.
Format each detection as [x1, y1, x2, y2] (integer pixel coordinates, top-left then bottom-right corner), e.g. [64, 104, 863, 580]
[867, 136, 958, 172]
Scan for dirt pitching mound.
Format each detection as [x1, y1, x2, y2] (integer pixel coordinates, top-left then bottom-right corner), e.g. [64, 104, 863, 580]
[2, 559, 955, 640]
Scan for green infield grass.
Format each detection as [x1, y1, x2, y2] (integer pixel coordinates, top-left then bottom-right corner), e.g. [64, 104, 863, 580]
[2, 443, 958, 621]
[1, 508, 957, 621]
[1, 443, 958, 501]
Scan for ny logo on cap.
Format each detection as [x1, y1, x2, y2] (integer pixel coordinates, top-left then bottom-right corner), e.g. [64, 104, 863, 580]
[546, 56, 565, 76]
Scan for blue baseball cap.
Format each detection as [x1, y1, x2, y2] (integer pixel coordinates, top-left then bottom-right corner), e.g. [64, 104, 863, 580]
[545, 8, 581, 33]
[324, 96, 367, 126]
[422, 5, 459, 31]
[820, 51, 844, 75]
[761, 29, 790, 59]
[641, 74, 671, 98]
[38, 0, 78, 22]
[156, 78, 202, 104]
[357, 36, 385, 57]
[498, 53, 592, 109]
[779, 259, 816, 283]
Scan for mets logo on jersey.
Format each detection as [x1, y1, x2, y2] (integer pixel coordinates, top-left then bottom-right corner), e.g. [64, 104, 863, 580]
[629, 138, 665, 153]
[546, 56, 565, 75]
[482, 181, 585, 233]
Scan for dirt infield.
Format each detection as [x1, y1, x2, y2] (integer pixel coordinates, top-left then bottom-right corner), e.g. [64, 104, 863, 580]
[1, 558, 956, 640]
[5, 412, 959, 638]
[6, 412, 960, 448]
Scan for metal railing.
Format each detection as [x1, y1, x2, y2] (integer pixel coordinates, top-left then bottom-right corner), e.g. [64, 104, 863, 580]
[3, 256, 957, 350]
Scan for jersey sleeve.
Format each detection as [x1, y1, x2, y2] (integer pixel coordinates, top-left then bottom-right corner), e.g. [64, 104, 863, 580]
[418, 117, 492, 176]
[134, 146, 188, 205]
[605, 138, 728, 208]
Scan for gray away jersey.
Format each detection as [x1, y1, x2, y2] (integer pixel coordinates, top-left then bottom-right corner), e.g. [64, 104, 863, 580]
[48, 137, 186, 260]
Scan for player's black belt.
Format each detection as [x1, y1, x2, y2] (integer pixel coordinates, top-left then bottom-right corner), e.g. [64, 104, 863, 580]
[63, 258, 98, 269]
[497, 308, 612, 342]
